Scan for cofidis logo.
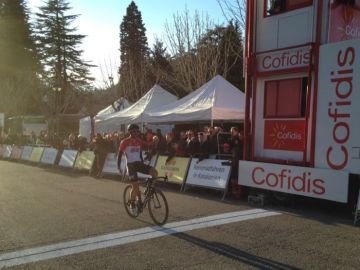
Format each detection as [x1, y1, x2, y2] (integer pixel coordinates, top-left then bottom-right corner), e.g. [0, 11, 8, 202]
[257, 46, 311, 73]
[264, 120, 306, 151]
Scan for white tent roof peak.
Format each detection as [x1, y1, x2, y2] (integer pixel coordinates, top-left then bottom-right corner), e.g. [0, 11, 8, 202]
[95, 97, 131, 120]
[143, 75, 245, 123]
[115, 84, 177, 115]
[94, 84, 178, 130]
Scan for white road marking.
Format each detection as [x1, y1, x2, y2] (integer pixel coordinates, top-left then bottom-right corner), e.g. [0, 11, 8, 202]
[0, 208, 280, 268]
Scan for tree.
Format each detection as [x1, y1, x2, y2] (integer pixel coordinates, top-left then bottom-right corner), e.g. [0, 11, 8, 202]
[118, 1, 150, 101]
[163, 8, 217, 93]
[216, 0, 246, 32]
[34, 0, 94, 114]
[198, 22, 244, 90]
[163, 9, 244, 94]
[0, 0, 41, 115]
[147, 39, 182, 96]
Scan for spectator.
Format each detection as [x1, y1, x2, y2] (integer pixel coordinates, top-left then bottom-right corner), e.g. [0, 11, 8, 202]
[68, 133, 77, 149]
[93, 133, 107, 177]
[155, 128, 163, 141]
[207, 126, 219, 154]
[196, 132, 211, 161]
[227, 127, 244, 198]
[148, 135, 167, 158]
[77, 135, 87, 152]
[186, 129, 200, 156]
[145, 127, 154, 144]
[30, 131, 37, 145]
[176, 131, 188, 157]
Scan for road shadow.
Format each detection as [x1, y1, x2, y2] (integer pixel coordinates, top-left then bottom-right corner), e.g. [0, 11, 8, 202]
[164, 230, 303, 270]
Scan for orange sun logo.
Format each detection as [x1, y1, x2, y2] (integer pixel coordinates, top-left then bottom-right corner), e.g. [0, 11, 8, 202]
[269, 123, 287, 148]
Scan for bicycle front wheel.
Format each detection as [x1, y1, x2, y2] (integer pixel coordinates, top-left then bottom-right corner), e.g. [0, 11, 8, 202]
[148, 189, 169, 225]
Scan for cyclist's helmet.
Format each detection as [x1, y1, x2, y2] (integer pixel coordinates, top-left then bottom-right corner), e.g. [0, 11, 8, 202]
[127, 123, 140, 131]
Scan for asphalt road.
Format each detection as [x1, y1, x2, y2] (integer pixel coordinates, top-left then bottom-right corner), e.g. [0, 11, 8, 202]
[0, 160, 359, 270]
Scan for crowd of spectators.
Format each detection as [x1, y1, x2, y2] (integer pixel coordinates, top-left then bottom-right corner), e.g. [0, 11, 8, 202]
[1, 126, 244, 194]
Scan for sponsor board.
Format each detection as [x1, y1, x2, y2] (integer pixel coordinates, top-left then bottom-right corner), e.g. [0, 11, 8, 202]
[329, 0, 360, 43]
[10, 146, 23, 160]
[264, 120, 306, 151]
[20, 146, 33, 161]
[239, 160, 348, 202]
[186, 158, 231, 189]
[155, 156, 190, 184]
[40, 148, 58, 165]
[58, 149, 78, 168]
[74, 151, 95, 171]
[315, 40, 360, 173]
[257, 45, 311, 73]
[102, 153, 126, 175]
[29, 147, 44, 163]
[3, 145, 12, 158]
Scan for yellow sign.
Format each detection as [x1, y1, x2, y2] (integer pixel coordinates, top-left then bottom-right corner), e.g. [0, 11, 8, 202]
[155, 156, 190, 184]
[74, 151, 95, 171]
[29, 147, 44, 163]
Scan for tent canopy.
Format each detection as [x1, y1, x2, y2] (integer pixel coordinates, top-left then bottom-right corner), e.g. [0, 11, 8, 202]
[143, 75, 245, 124]
[94, 97, 131, 121]
[79, 116, 92, 141]
[95, 85, 178, 132]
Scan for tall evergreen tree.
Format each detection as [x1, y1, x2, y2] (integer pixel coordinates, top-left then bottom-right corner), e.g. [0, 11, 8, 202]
[198, 22, 244, 90]
[118, 1, 150, 101]
[35, 0, 93, 113]
[0, 0, 41, 115]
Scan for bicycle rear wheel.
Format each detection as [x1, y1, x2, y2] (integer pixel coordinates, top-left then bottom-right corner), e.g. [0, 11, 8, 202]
[123, 184, 139, 218]
[148, 189, 169, 225]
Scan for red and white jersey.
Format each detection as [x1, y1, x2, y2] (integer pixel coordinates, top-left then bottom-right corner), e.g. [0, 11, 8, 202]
[119, 137, 148, 163]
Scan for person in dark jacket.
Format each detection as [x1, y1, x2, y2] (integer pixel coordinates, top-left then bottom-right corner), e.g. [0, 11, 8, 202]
[196, 132, 211, 161]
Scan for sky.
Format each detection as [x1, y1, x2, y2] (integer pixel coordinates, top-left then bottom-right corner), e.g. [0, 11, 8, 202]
[27, 0, 226, 88]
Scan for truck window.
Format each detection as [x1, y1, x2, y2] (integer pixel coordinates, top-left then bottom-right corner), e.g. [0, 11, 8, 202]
[264, 77, 307, 118]
[265, 0, 313, 17]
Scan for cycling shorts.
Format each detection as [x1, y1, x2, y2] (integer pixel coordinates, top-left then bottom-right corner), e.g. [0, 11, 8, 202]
[127, 161, 153, 181]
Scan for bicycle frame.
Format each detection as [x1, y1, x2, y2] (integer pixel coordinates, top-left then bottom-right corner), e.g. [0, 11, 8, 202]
[139, 176, 167, 211]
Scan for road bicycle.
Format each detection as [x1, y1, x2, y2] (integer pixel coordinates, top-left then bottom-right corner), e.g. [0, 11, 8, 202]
[123, 176, 169, 225]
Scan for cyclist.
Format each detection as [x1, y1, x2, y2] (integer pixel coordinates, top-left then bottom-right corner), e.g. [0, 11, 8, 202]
[117, 124, 158, 214]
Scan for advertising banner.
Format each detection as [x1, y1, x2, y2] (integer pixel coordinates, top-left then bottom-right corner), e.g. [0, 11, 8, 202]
[58, 149, 78, 168]
[315, 39, 360, 174]
[3, 145, 12, 158]
[239, 160, 349, 202]
[40, 148, 58, 165]
[155, 156, 190, 184]
[329, 0, 360, 43]
[10, 146, 23, 160]
[102, 153, 123, 175]
[256, 45, 311, 74]
[29, 147, 44, 163]
[264, 120, 306, 151]
[186, 158, 231, 189]
[74, 151, 95, 171]
[20, 146, 33, 161]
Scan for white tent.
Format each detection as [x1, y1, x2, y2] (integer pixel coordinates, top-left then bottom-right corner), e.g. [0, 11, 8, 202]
[143, 75, 245, 124]
[79, 116, 92, 141]
[95, 85, 178, 133]
[94, 97, 131, 122]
